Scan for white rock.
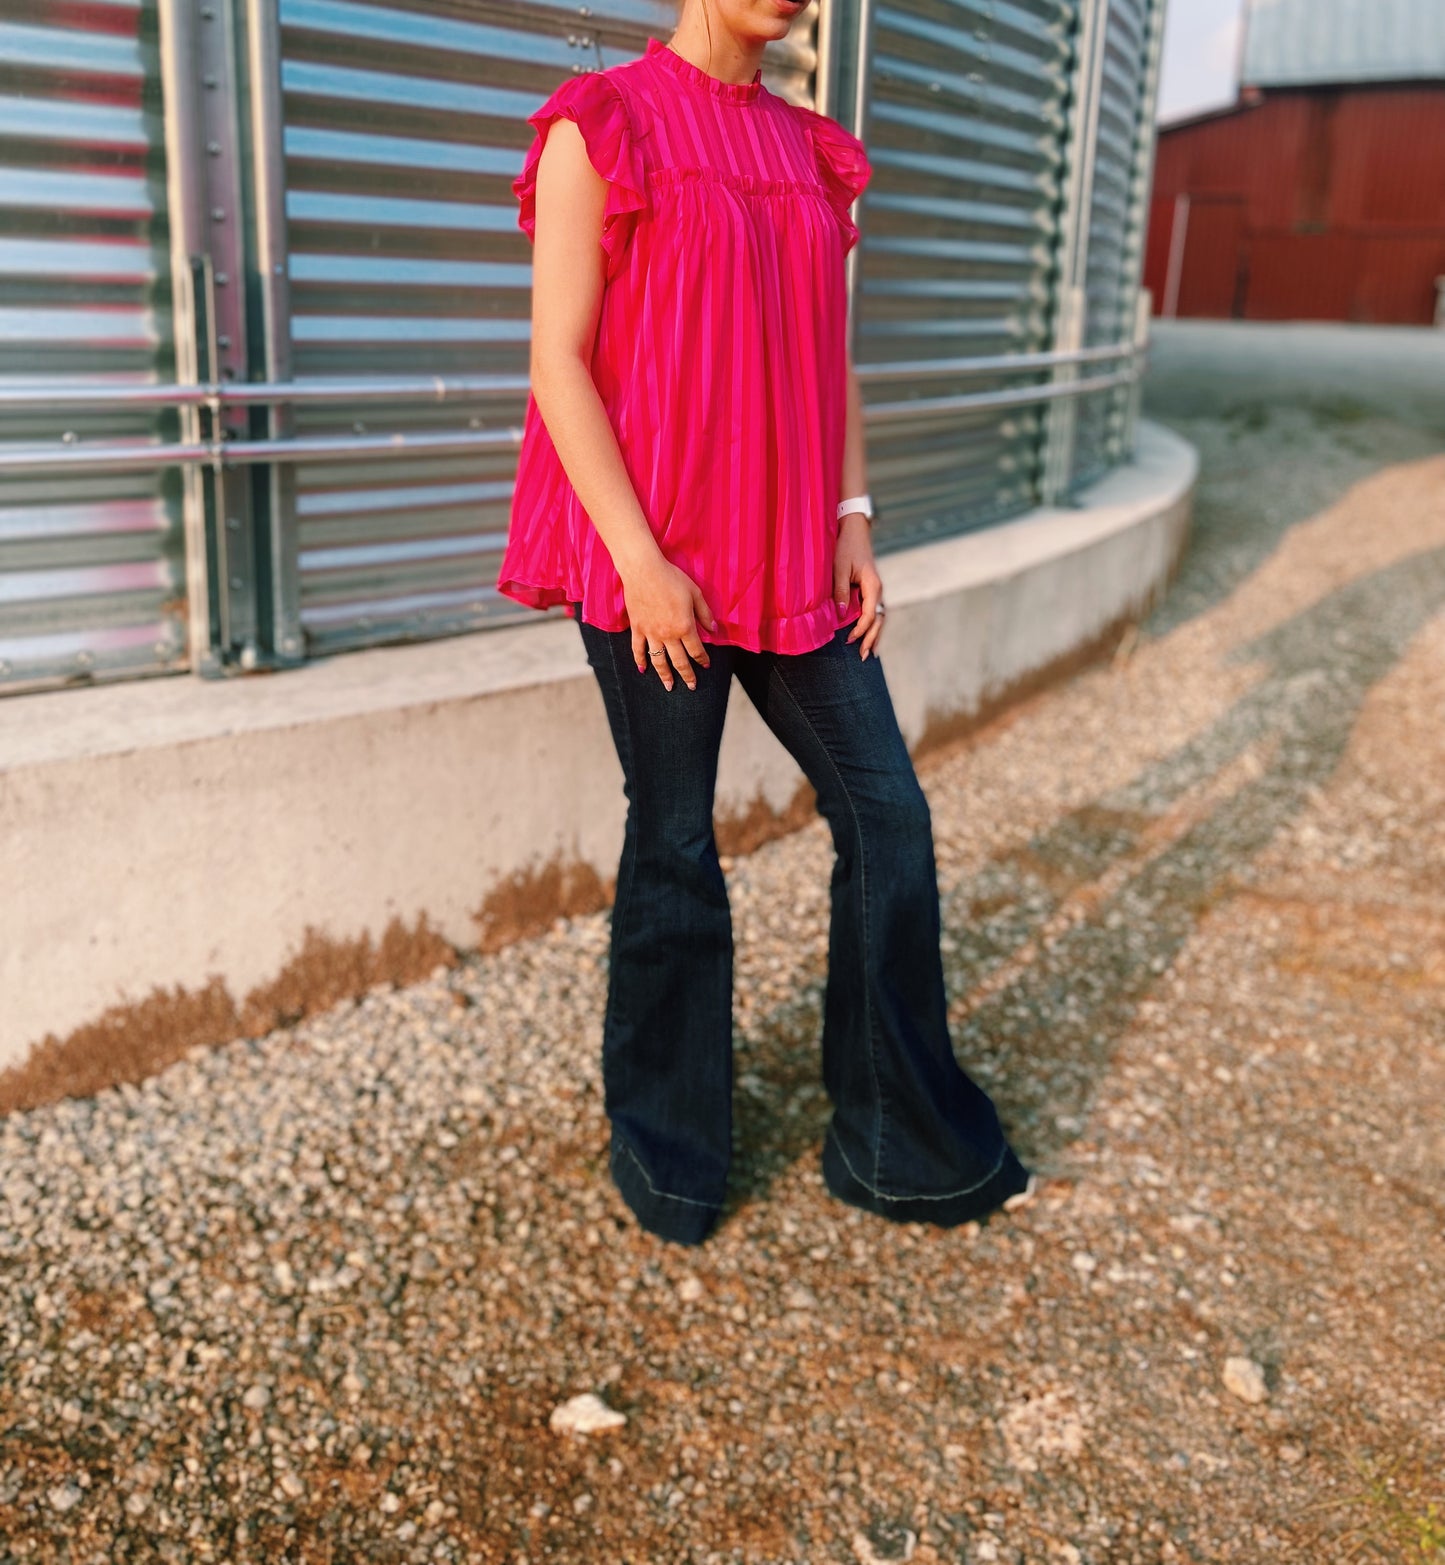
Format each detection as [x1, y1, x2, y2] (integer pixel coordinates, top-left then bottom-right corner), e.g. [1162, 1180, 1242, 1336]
[1222, 1356, 1268, 1404]
[549, 1391, 627, 1436]
[677, 1276, 705, 1302]
[999, 1389, 1088, 1473]
[852, 1528, 916, 1563]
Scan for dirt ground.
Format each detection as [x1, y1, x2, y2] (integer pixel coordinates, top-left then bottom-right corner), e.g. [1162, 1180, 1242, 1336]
[1, 324, 1442, 1564]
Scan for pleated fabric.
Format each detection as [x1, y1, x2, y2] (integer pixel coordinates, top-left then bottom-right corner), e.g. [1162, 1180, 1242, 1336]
[497, 36, 873, 654]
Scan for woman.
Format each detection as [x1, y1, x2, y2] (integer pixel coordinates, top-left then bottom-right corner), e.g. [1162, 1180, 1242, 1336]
[496, 1, 1036, 1245]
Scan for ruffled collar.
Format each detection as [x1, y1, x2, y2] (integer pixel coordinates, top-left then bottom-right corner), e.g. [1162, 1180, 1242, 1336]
[645, 35, 762, 103]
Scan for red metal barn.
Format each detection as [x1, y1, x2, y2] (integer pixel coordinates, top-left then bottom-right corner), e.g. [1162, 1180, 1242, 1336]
[1143, 0, 1445, 324]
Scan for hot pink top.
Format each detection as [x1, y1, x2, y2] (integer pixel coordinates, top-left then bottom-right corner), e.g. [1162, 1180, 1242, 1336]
[495, 36, 873, 654]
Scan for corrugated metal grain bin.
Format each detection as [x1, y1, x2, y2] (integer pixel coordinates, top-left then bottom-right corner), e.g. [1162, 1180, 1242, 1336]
[0, 0, 1166, 697]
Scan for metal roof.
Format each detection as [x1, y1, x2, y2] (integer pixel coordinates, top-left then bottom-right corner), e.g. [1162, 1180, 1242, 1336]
[1241, 0, 1445, 88]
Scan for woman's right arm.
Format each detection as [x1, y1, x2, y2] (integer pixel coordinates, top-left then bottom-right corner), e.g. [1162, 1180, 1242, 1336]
[529, 118, 716, 690]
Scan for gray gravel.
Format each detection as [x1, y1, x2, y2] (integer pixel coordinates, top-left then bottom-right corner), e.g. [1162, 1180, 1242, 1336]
[2, 330, 1443, 1563]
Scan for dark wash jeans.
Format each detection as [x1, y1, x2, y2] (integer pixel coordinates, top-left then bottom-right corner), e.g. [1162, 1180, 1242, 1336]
[575, 605, 1032, 1244]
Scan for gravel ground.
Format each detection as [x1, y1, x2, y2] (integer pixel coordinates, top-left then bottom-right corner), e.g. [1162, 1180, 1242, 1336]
[3, 336, 1443, 1564]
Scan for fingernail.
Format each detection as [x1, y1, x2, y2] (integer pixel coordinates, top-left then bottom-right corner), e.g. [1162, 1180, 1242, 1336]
[836, 600, 847, 609]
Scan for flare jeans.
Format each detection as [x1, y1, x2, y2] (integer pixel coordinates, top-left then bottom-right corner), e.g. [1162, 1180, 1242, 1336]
[575, 606, 1032, 1245]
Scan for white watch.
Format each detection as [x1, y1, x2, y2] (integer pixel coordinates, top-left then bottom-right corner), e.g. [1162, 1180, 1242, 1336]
[837, 492, 874, 522]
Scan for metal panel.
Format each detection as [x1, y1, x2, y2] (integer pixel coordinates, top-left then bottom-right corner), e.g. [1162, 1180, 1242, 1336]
[276, 1, 819, 656]
[1073, 0, 1161, 486]
[853, 0, 1077, 549]
[1146, 87, 1445, 326]
[1242, 0, 1445, 90]
[0, 0, 186, 693]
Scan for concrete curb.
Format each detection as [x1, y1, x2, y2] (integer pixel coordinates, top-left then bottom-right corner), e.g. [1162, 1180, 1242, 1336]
[0, 420, 1196, 1076]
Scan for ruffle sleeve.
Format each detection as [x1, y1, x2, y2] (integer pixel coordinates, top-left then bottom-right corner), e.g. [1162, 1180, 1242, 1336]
[513, 71, 648, 281]
[794, 105, 872, 256]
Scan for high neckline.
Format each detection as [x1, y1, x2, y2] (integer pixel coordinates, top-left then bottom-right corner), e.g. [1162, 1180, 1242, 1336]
[645, 35, 763, 103]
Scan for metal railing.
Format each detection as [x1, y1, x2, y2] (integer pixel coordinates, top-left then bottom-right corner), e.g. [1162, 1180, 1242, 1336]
[0, 342, 1145, 477]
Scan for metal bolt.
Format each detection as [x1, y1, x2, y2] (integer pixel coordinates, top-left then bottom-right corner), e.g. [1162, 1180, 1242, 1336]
[200, 6, 216, 18]
[207, 141, 222, 156]
[61, 430, 78, 444]
[217, 334, 231, 349]
[273, 263, 285, 276]
[203, 73, 218, 87]
[226, 516, 240, 530]
[230, 576, 243, 590]
[211, 207, 225, 221]
[215, 271, 229, 285]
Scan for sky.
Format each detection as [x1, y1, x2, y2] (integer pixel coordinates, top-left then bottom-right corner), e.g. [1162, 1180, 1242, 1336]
[1156, 0, 1248, 123]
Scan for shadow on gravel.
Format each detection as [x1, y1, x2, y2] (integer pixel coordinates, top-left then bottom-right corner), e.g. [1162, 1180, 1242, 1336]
[1142, 403, 1441, 641]
[727, 544, 1445, 1215]
[970, 542, 1445, 1168]
[1141, 328, 1445, 640]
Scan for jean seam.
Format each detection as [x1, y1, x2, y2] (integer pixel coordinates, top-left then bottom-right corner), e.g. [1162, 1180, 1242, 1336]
[614, 1135, 721, 1210]
[598, 629, 638, 1086]
[768, 657, 888, 1189]
[597, 628, 724, 1220]
[829, 1124, 1009, 1201]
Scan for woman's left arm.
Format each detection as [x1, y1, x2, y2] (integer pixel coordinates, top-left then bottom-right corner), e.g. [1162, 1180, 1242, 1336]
[833, 339, 885, 660]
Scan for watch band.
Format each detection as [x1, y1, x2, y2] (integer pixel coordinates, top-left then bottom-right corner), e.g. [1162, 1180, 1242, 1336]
[837, 492, 874, 522]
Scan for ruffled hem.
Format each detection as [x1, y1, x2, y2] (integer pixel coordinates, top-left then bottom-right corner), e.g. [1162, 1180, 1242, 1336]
[498, 572, 865, 656]
[793, 104, 872, 255]
[513, 70, 648, 280]
[495, 577, 580, 616]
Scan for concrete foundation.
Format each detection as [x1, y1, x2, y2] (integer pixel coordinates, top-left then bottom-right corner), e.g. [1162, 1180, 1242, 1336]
[0, 420, 1196, 1079]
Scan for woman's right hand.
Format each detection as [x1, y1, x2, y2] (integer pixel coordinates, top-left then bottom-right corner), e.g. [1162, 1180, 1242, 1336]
[622, 556, 718, 691]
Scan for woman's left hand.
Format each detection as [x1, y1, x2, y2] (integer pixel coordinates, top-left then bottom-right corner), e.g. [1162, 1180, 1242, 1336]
[833, 513, 885, 661]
